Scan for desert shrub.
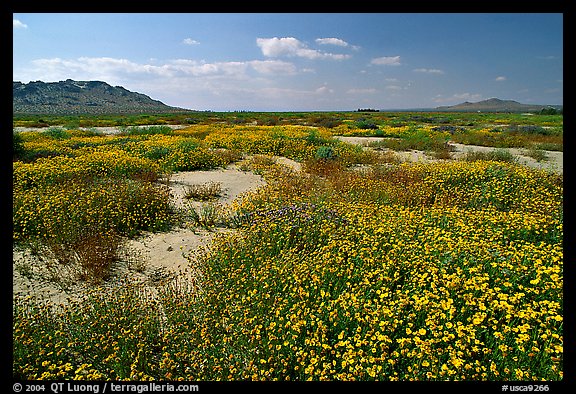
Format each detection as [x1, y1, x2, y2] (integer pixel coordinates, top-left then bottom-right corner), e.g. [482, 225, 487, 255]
[354, 118, 379, 130]
[44, 127, 71, 140]
[315, 145, 336, 161]
[524, 148, 548, 162]
[119, 125, 174, 136]
[534, 142, 562, 152]
[308, 115, 342, 128]
[176, 138, 199, 151]
[184, 182, 223, 201]
[13, 132, 25, 160]
[539, 107, 560, 115]
[302, 157, 346, 178]
[185, 202, 226, 229]
[463, 149, 518, 164]
[431, 125, 463, 133]
[258, 115, 280, 126]
[142, 145, 171, 161]
[428, 143, 454, 160]
[46, 228, 122, 284]
[376, 128, 450, 153]
[506, 124, 557, 135]
[305, 129, 333, 146]
[238, 155, 277, 174]
[64, 121, 81, 130]
[213, 148, 243, 164]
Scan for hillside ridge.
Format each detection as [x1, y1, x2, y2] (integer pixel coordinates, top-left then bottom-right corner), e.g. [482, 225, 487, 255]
[13, 79, 191, 114]
[435, 98, 561, 113]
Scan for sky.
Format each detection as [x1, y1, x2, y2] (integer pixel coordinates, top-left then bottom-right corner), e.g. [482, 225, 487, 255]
[13, 13, 563, 111]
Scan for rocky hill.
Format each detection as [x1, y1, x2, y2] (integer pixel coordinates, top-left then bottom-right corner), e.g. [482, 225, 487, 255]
[13, 79, 191, 115]
[435, 98, 561, 113]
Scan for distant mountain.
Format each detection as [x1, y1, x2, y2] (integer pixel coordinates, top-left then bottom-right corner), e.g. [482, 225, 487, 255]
[435, 98, 562, 113]
[13, 79, 192, 115]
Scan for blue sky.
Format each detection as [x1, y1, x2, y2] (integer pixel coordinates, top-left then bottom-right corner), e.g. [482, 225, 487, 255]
[13, 13, 563, 111]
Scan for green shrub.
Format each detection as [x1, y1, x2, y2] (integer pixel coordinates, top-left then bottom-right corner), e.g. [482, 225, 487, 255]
[354, 118, 379, 130]
[463, 149, 518, 163]
[315, 146, 336, 161]
[13, 132, 25, 160]
[525, 148, 548, 162]
[44, 127, 71, 139]
[120, 125, 174, 136]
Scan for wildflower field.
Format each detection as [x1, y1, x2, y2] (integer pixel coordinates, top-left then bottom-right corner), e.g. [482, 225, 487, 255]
[13, 117, 563, 381]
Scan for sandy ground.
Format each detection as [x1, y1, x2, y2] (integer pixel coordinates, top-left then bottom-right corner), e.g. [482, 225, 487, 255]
[335, 136, 563, 174]
[125, 164, 266, 275]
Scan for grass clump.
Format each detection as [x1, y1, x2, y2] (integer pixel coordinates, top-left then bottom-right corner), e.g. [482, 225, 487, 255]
[463, 149, 518, 164]
[524, 148, 548, 162]
[185, 202, 228, 230]
[119, 125, 174, 136]
[184, 182, 223, 201]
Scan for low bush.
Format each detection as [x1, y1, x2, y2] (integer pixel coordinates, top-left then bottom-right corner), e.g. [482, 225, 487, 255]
[184, 182, 223, 201]
[463, 149, 518, 164]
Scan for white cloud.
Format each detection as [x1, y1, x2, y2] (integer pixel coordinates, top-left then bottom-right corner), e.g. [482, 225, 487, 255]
[432, 92, 483, 103]
[248, 60, 297, 75]
[315, 85, 334, 94]
[16, 56, 305, 111]
[347, 88, 377, 94]
[315, 37, 359, 50]
[256, 37, 351, 60]
[370, 56, 401, 66]
[13, 19, 27, 29]
[25, 57, 297, 82]
[257, 37, 300, 57]
[413, 68, 444, 74]
[453, 93, 482, 101]
[495, 76, 507, 81]
[182, 38, 200, 45]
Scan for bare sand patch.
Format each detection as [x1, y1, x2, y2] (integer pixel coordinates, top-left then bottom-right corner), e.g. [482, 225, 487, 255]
[127, 164, 266, 275]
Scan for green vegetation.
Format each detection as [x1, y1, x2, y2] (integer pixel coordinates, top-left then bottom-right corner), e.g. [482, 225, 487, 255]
[13, 113, 563, 381]
[463, 149, 519, 164]
[13, 110, 563, 129]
